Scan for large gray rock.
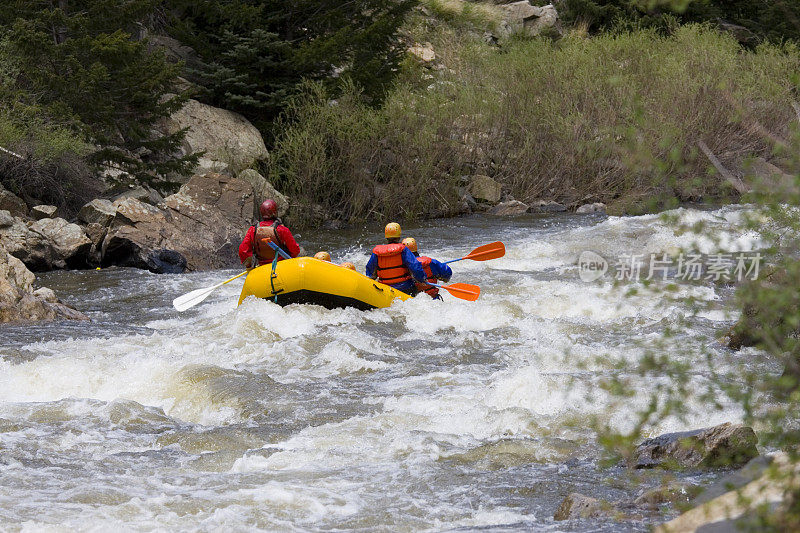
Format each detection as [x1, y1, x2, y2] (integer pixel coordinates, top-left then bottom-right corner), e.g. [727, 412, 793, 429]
[0, 243, 88, 322]
[554, 493, 607, 521]
[0, 216, 54, 270]
[238, 169, 290, 218]
[576, 202, 606, 214]
[0, 184, 27, 218]
[30, 205, 58, 220]
[78, 199, 117, 226]
[467, 175, 502, 203]
[499, 2, 561, 37]
[157, 98, 268, 175]
[0, 209, 14, 228]
[102, 173, 255, 272]
[488, 200, 529, 216]
[112, 186, 163, 206]
[655, 453, 797, 533]
[632, 422, 758, 469]
[528, 200, 567, 213]
[30, 218, 91, 268]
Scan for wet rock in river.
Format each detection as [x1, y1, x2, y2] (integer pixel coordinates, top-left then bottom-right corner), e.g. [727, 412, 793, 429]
[575, 202, 606, 214]
[0, 242, 88, 322]
[30, 218, 92, 268]
[488, 200, 529, 216]
[655, 453, 796, 533]
[554, 492, 609, 521]
[527, 200, 567, 213]
[632, 422, 758, 469]
[634, 482, 703, 509]
[101, 172, 255, 271]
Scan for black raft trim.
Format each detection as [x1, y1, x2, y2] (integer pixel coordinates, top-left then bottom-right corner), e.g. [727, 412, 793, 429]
[266, 290, 378, 311]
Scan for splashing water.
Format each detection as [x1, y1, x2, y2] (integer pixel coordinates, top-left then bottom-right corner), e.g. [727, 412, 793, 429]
[0, 207, 764, 530]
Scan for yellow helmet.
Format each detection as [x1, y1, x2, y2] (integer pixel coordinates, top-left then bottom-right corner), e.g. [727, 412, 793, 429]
[340, 262, 356, 270]
[314, 251, 331, 262]
[385, 222, 402, 239]
[401, 237, 417, 253]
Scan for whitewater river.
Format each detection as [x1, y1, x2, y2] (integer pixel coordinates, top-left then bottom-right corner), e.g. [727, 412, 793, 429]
[0, 207, 768, 531]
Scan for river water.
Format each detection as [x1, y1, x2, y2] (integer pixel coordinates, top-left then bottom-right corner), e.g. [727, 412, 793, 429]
[0, 207, 767, 531]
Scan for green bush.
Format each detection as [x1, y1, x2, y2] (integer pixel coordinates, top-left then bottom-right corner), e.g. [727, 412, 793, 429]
[271, 25, 800, 224]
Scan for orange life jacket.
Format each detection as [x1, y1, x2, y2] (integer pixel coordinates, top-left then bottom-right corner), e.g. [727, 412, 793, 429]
[415, 256, 439, 297]
[373, 243, 411, 285]
[253, 221, 284, 264]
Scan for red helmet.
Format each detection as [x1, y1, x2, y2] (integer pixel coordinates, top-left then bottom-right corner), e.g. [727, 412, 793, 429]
[260, 199, 278, 219]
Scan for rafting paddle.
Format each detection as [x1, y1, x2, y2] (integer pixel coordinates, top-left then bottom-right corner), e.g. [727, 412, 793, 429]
[444, 241, 505, 264]
[173, 271, 249, 312]
[425, 282, 481, 301]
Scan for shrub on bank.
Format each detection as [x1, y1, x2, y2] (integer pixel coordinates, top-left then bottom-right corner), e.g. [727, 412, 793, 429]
[271, 24, 800, 224]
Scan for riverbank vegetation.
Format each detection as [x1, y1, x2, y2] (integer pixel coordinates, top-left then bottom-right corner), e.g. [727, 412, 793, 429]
[273, 22, 800, 220]
[1, 1, 799, 221]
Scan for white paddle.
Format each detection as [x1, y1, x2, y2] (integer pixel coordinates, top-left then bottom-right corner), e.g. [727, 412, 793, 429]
[172, 271, 248, 312]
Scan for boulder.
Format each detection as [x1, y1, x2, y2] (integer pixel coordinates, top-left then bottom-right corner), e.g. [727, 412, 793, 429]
[0, 216, 55, 270]
[84, 222, 107, 265]
[78, 199, 117, 227]
[0, 209, 13, 228]
[576, 202, 606, 214]
[499, 2, 561, 37]
[112, 186, 163, 206]
[467, 175, 502, 203]
[488, 200, 529, 216]
[634, 482, 703, 509]
[31, 205, 58, 220]
[0, 185, 27, 218]
[554, 493, 607, 521]
[632, 422, 758, 469]
[408, 42, 436, 63]
[157, 98, 268, 175]
[30, 218, 91, 268]
[655, 453, 798, 533]
[527, 200, 567, 213]
[238, 169, 290, 218]
[102, 173, 254, 271]
[0, 243, 88, 323]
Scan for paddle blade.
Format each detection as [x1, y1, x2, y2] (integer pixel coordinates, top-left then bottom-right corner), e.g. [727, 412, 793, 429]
[463, 241, 505, 262]
[440, 283, 480, 301]
[173, 287, 214, 312]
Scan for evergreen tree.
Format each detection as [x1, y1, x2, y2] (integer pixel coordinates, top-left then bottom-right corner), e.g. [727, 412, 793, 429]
[168, 0, 417, 135]
[0, 0, 198, 187]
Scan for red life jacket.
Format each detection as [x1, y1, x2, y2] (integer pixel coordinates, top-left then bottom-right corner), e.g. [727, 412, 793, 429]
[253, 221, 285, 264]
[373, 243, 411, 285]
[415, 256, 439, 297]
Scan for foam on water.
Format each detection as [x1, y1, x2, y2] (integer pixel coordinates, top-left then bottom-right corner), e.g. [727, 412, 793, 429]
[0, 205, 768, 530]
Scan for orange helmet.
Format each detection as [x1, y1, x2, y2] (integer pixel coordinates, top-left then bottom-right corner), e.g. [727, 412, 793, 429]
[401, 237, 417, 253]
[314, 251, 331, 262]
[385, 222, 402, 239]
[340, 262, 356, 270]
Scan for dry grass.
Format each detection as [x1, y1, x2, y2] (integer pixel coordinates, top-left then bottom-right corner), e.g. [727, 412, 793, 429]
[272, 25, 800, 224]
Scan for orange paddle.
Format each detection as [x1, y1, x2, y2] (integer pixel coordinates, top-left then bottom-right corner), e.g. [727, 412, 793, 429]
[444, 242, 505, 264]
[426, 282, 480, 301]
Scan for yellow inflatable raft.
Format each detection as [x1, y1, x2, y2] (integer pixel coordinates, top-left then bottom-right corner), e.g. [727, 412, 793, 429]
[237, 257, 413, 310]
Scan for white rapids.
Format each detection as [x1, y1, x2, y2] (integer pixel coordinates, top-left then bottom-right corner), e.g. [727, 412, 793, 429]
[0, 206, 768, 531]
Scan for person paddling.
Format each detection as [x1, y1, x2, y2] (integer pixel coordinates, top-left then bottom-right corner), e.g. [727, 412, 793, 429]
[402, 237, 452, 299]
[365, 223, 426, 295]
[238, 199, 300, 269]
